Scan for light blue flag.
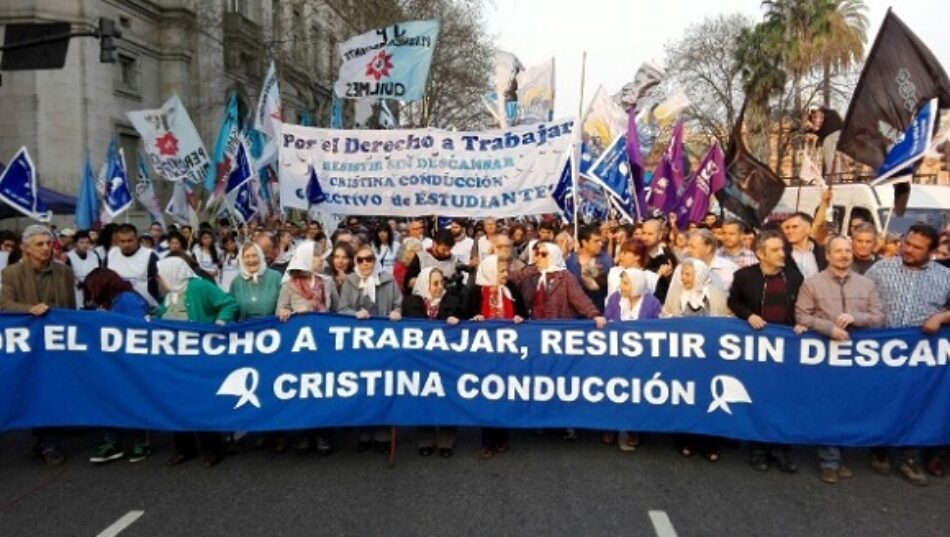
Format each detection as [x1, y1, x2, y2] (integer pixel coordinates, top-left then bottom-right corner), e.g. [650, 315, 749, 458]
[0, 146, 50, 222]
[205, 91, 240, 193]
[103, 139, 133, 218]
[299, 109, 313, 127]
[334, 20, 439, 102]
[75, 152, 98, 229]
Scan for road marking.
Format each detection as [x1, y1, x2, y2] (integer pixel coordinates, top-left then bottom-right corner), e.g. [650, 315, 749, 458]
[649, 510, 678, 537]
[96, 510, 144, 537]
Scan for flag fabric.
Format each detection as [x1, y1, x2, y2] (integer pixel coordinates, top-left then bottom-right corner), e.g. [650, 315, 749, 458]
[0, 146, 50, 222]
[205, 91, 241, 199]
[165, 180, 199, 229]
[581, 87, 628, 162]
[483, 50, 524, 127]
[873, 98, 939, 185]
[648, 120, 685, 212]
[799, 151, 825, 186]
[103, 141, 133, 218]
[95, 153, 111, 225]
[334, 20, 439, 102]
[330, 94, 344, 129]
[837, 9, 950, 170]
[625, 109, 646, 219]
[515, 57, 555, 125]
[716, 106, 786, 227]
[551, 155, 574, 223]
[224, 140, 257, 223]
[75, 152, 99, 230]
[225, 139, 253, 196]
[254, 61, 282, 140]
[615, 61, 666, 110]
[587, 134, 632, 206]
[306, 164, 327, 206]
[652, 88, 691, 127]
[229, 180, 258, 223]
[126, 94, 209, 185]
[379, 100, 398, 129]
[134, 153, 165, 229]
[674, 141, 726, 227]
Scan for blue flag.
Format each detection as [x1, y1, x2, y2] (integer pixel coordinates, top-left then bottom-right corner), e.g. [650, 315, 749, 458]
[103, 140, 133, 218]
[306, 165, 327, 206]
[230, 180, 258, 223]
[224, 139, 257, 223]
[587, 134, 632, 206]
[551, 156, 574, 223]
[0, 146, 50, 222]
[75, 152, 99, 230]
[225, 139, 253, 195]
[874, 98, 938, 185]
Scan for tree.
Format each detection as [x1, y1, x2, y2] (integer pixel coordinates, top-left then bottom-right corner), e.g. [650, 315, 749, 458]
[663, 13, 752, 146]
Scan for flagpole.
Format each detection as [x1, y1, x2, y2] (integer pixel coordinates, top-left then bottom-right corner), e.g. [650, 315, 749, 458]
[573, 51, 587, 247]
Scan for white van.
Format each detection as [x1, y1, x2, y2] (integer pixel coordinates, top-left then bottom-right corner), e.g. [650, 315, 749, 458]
[771, 179, 950, 235]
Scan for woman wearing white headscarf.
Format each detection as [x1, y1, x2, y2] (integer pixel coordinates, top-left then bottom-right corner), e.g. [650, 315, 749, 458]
[230, 242, 282, 321]
[274, 241, 339, 456]
[402, 267, 462, 457]
[466, 255, 528, 459]
[508, 241, 606, 441]
[156, 256, 237, 468]
[663, 258, 730, 462]
[604, 268, 663, 322]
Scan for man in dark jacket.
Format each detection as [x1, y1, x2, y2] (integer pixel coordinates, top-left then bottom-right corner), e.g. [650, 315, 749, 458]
[781, 212, 827, 280]
[728, 230, 804, 474]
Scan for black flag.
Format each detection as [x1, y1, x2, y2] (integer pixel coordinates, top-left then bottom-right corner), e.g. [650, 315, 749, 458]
[837, 9, 950, 169]
[715, 103, 786, 227]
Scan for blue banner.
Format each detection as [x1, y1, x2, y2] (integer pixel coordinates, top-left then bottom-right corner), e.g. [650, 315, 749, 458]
[1, 310, 947, 447]
[103, 140, 133, 218]
[874, 98, 938, 184]
[0, 146, 51, 222]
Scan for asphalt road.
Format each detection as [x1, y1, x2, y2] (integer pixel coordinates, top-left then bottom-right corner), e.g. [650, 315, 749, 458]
[0, 429, 947, 536]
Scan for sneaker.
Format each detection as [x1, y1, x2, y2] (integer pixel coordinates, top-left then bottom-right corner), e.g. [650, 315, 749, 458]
[128, 442, 151, 463]
[820, 467, 838, 484]
[89, 442, 124, 464]
[837, 465, 854, 479]
[769, 451, 798, 474]
[43, 448, 66, 467]
[898, 459, 928, 486]
[870, 454, 891, 475]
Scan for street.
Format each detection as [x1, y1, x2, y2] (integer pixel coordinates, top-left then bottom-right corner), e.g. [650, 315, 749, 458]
[1, 429, 946, 536]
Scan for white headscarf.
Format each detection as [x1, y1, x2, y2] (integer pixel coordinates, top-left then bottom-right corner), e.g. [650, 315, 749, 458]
[157, 256, 197, 305]
[411, 266, 443, 307]
[475, 254, 513, 300]
[281, 241, 316, 285]
[355, 248, 379, 304]
[679, 258, 712, 312]
[239, 243, 268, 283]
[538, 242, 566, 288]
[619, 268, 649, 320]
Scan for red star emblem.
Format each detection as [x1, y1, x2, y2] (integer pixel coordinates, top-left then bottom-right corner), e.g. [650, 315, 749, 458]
[155, 132, 179, 156]
[365, 50, 394, 81]
[270, 105, 283, 122]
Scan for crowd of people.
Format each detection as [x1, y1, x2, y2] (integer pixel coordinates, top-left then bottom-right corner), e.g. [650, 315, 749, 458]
[0, 204, 948, 486]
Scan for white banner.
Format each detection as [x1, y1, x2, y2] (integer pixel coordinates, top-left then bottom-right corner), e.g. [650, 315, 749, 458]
[278, 119, 577, 217]
[127, 95, 209, 184]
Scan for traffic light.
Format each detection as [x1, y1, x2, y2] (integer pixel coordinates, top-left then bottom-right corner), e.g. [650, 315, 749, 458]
[98, 17, 121, 63]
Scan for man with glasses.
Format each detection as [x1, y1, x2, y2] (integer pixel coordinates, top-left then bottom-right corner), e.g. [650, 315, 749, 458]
[407, 219, 433, 250]
[492, 233, 524, 272]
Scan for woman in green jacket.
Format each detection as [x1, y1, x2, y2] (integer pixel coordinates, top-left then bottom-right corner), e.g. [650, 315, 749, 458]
[229, 242, 281, 321]
[157, 256, 237, 467]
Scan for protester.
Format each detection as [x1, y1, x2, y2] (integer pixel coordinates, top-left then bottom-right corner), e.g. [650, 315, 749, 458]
[255, 232, 277, 266]
[218, 235, 240, 291]
[393, 238, 422, 292]
[728, 230, 802, 474]
[717, 219, 758, 268]
[271, 230, 295, 273]
[191, 229, 221, 280]
[327, 242, 355, 293]
[164, 231, 186, 258]
[866, 223, 950, 485]
[156, 256, 236, 467]
[230, 243, 281, 321]
[106, 224, 161, 310]
[403, 229, 460, 295]
[466, 254, 526, 459]
[83, 267, 152, 463]
[473, 217, 499, 261]
[781, 212, 827, 280]
[403, 267, 462, 457]
[850, 222, 879, 274]
[566, 224, 613, 312]
[449, 218, 474, 264]
[338, 244, 402, 453]
[406, 218, 432, 249]
[371, 224, 398, 275]
[0, 225, 76, 466]
[65, 230, 102, 308]
[610, 238, 659, 295]
[641, 219, 676, 303]
[491, 233, 525, 272]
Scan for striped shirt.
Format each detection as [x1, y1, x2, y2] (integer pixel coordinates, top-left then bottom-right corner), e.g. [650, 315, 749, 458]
[866, 258, 950, 328]
[717, 247, 758, 269]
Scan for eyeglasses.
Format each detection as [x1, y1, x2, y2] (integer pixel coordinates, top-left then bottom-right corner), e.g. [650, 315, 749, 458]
[534, 251, 548, 258]
[356, 256, 376, 263]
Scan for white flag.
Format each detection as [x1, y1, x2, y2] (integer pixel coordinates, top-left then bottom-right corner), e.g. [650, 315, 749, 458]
[653, 88, 691, 127]
[253, 61, 282, 167]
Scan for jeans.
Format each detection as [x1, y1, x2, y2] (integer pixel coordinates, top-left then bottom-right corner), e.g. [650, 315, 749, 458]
[817, 445, 841, 469]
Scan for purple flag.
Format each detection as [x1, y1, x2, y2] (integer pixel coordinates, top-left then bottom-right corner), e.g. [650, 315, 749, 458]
[647, 119, 685, 213]
[625, 109, 646, 220]
[674, 141, 726, 228]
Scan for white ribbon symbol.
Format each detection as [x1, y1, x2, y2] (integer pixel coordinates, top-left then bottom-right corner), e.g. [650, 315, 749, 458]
[216, 368, 261, 409]
[707, 375, 752, 415]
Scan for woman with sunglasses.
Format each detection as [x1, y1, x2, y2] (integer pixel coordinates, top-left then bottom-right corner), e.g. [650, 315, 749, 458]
[402, 267, 462, 457]
[339, 245, 402, 453]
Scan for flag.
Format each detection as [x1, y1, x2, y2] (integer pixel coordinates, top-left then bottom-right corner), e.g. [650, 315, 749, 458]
[103, 141, 133, 218]
[648, 120, 685, 212]
[225, 139, 253, 196]
[299, 109, 313, 127]
[229, 180, 258, 223]
[0, 146, 50, 222]
[95, 151, 111, 225]
[306, 164, 327, 206]
[837, 9, 950, 169]
[625, 109, 646, 219]
[75, 152, 99, 230]
[799, 151, 825, 186]
[483, 50, 524, 127]
[652, 88, 691, 127]
[516, 57, 555, 125]
[716, 105, 786, 227]
[615, 61, 666, 110]
[254, 61, 282, 139]
[134, 152, 166, 229]
[330, 93, 344, 129]
[126, 94, 209, 185]
[224, 139, 257, 223]
[587, 134, 632, 206]
[674, 141, 726, 227]
[551, 155, 574, 223]
[581, 86, 628, 174]
[334, 20, 439, 102]
[205, 91, 241, 199]
[873, 98, 939, 185]
[165, 181, 199, 229]
[379, 100, 398, 129]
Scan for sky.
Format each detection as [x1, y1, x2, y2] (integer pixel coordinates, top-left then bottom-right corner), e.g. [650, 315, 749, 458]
[488, 0, 950, 118]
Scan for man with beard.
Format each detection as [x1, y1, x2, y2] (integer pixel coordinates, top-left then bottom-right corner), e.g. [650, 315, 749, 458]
[640, 219, 675, 303]
[403, 229, 461, 295]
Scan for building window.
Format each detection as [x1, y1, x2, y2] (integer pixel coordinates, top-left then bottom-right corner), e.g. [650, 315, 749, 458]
[227, 0, 248, 17]
[115, 53, 139, 97]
